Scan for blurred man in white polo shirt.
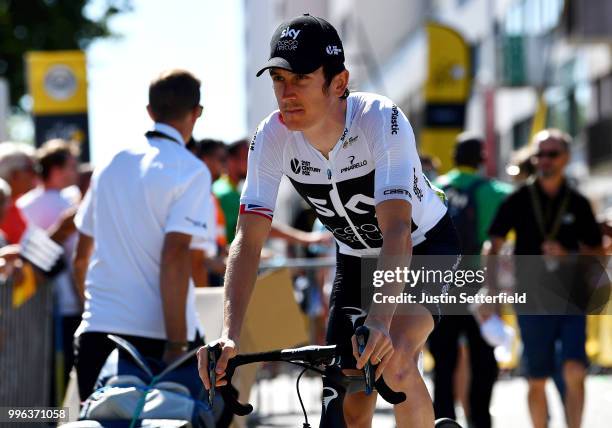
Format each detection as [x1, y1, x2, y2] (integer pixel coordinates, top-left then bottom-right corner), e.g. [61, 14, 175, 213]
[72, 69, 211, 401]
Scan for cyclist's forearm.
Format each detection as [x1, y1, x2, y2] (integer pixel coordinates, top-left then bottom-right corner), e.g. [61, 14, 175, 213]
[368, 227, 412, 328]
[222, 238, 262, 342]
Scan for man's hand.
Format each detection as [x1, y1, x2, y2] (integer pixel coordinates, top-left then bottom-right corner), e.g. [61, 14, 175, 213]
[49, 207, 78, 244]
[352, 320, 394, 380]
[303, 230, 334, 246]
[197, 338, 238, 390]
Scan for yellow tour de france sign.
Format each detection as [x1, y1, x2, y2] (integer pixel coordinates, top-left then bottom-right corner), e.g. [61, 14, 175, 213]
[424, 23, 471, 103]
[26, 50, 88, 115]
[420, 23, 471, 174]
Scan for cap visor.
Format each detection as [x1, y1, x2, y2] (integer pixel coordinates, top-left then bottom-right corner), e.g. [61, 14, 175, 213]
[255, 57, 294, 77]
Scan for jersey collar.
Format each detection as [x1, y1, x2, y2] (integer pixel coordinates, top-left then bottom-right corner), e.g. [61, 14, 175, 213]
[150, 123, 186, 146]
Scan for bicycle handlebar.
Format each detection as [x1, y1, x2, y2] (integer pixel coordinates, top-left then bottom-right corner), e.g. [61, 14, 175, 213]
[206, 328, 406, 416]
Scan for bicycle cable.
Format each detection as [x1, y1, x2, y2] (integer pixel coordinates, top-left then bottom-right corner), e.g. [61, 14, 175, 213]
[295, 367, 310, 428]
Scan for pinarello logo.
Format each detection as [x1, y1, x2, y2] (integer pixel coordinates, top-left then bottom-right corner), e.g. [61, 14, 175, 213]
[290, 158, 301, 174]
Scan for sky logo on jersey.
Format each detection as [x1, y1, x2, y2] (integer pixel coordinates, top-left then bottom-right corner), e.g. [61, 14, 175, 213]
[280, 26, 301, 40]
[340, 156, 367, 173]
[240, 203, 273, 221]
[249, 131, 257, 151]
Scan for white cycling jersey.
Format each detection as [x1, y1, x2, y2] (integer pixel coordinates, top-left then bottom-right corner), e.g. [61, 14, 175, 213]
[240, 92, 447, 257]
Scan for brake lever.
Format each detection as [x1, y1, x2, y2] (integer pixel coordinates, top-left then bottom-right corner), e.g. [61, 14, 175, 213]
[207, 344, 221, 408]
[355, 325, 373, 395]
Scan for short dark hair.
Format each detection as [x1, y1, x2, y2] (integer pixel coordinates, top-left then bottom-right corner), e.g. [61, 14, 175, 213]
[453, 132, 484, 168]
[148, 69, 201, 122]
[37, 139, 80, 181]
[322, 62, 349, 99]
[227, 139, 248, 158]
[190, 139, 226, 159]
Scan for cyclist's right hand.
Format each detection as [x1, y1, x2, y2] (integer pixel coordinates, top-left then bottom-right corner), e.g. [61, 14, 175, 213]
[197, 338, 238, 390]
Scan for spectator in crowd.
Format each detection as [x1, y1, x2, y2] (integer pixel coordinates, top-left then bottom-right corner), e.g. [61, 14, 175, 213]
[420, 154, 441, 182]
[17, 139, 82, 389]
[77, 163, 94, 196]
[213, 139, 248, 244]
[188, 138, 228, 286]
[0, 143, 38, 244]
[487, 129, 604, 428]
[72, 69, 211, 401]
[0, 178, 22, 281]
[430, 133, 512, 428]
[0, 177, 12, 245]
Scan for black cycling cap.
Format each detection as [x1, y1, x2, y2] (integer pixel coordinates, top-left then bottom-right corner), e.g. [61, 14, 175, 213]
[256, 13, 345, 77]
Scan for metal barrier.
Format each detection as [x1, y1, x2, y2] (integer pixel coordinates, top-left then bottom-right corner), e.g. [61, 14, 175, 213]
[0, 278, 53, 407]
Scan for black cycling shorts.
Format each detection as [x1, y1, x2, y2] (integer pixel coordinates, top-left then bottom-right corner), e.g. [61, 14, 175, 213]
[325, 213, 460, 369]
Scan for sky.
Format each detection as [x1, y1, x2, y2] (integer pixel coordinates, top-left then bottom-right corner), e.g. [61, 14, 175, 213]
[85, 0, 247, 166]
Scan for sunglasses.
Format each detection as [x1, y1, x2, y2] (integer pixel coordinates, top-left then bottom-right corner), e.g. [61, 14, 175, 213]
[535, 150, 562, 159]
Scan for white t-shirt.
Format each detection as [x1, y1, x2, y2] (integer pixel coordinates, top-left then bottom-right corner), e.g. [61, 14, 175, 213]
[241, 92, 448, 257]
[190, 193, 218, 258]
[74, 123, 212, 340]
[17, 186, 81, 316]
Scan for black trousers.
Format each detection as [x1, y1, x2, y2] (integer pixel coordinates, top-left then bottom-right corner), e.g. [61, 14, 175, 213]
[61, 315, 82, 386]
[74, 331, 202, 402]
[428, 315, 499, 428]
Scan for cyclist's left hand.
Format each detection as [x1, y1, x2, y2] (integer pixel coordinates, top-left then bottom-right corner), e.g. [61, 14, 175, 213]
[351, 320, 394, 380]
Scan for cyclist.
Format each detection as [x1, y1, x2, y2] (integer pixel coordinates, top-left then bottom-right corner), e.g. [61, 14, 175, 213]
[198, 14, 459, 427]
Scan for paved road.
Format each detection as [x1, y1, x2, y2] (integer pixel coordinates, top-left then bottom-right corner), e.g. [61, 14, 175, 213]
[244, 373, 612, 427]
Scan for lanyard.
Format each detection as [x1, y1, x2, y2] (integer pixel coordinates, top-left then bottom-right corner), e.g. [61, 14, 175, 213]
[145, 130, 181, 145]
[528, 180, 571, 241]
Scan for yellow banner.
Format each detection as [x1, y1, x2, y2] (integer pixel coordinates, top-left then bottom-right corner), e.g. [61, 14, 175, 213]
[420, 23, 471, 173]
[420, 129, 460, 174]
[425, 23, 471, 103]
[528, 94, 548, 145]
[26, 50, 88, 115]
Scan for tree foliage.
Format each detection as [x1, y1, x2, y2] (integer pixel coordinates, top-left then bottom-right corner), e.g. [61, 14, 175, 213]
[0, 0, 132, 106]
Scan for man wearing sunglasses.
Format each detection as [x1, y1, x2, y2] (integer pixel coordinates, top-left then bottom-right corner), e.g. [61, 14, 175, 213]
[487, 129, 604, 428]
